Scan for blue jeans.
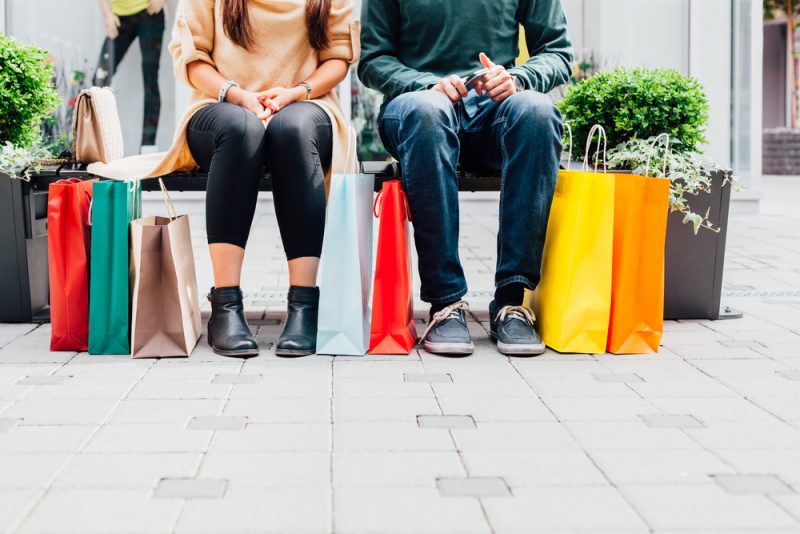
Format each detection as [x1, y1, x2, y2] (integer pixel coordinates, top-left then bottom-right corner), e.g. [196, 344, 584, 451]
[379, 89, 563, 304]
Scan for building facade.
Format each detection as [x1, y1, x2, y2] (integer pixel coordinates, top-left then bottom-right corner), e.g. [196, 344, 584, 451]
[3, 0, 762, 207]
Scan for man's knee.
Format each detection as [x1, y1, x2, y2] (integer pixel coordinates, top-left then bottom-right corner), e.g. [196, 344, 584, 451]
[502, 91, 561, 128]
[387, 90, 458, 130]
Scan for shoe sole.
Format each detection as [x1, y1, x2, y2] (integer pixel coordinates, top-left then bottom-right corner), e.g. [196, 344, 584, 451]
[490, 333, 545, 356]
[275, 348, 315, 358]
[423, 340, 475, 357]
[208, 334, 260, 359]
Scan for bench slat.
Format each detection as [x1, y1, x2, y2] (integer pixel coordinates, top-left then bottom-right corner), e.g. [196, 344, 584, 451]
[31, 163, 502, 193]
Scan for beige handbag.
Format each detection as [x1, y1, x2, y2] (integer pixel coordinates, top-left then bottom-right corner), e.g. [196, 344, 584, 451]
[72, 87, 124, 164]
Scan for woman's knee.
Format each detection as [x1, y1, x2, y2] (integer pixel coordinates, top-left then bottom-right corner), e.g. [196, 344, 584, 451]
[210, 103, 265, 159]
[266, 103, 330, 151]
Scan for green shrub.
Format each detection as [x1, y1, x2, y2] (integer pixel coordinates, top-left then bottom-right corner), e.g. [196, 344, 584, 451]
[0, 35, 61, 148]
[557, 67, 709, 157]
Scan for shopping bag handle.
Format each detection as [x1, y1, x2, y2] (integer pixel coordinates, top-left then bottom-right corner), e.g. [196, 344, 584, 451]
[128, 178, 142, 220]
[86, 192, 93, 227]
[644, 133, 671, 178]
[582, 125, 607, 174]
[344, 127, 359, 175]
[373, 186, 412, 221]
[562, 122, 573, 162]
[158, 177, 179, 219]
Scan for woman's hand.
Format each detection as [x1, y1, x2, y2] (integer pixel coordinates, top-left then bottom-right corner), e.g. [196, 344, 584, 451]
[147, 0, 166, 14]
[256, 86, 306, 119]
[226, 87, 267, 117]
[103, 11, 121, 39]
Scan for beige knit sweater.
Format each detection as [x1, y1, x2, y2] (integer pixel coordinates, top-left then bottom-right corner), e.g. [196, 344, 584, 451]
[88, 0, 360, 182]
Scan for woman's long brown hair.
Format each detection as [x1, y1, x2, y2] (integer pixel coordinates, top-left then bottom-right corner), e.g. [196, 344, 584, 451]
[222, 0, 331, 52]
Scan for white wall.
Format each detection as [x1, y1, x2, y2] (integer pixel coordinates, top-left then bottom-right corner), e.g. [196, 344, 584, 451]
[689, 0, 732, 167]
[7, 0, 178, 155]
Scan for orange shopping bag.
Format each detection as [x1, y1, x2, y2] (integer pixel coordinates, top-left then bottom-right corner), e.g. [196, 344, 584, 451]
[607, 135, 671, 354]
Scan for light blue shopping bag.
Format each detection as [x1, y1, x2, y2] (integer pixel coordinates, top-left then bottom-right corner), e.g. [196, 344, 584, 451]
[316, 162, 375, 356]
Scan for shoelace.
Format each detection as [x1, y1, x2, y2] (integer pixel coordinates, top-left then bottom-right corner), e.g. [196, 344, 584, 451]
[496, 305, 536, 325]
[420, 301, 470, 342]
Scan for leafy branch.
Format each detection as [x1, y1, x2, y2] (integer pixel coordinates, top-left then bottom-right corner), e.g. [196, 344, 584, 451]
[607, 136, 740, 234]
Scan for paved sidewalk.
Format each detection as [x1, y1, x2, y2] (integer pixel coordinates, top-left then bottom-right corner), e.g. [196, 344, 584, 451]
[0, 190, 799, 533]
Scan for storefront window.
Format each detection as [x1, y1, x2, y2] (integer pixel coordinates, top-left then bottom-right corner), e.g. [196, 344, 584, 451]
[5, 0, 176, 156]
[733, 0, 753, 184]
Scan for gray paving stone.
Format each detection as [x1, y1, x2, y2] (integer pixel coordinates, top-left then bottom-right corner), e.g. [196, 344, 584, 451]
[417, 415, 476, 429]
[403, 373, 453, 383]
[437, 477, 510, 497]
[776, 370, 800, 381]
[0, 419, 17, 433]
[188, 416, 248, 431]
[640, 414, 706, 429]
[16, 375, 70, 386]
[155, 478, 227, 499]
[712, 474, 795, 495]
[211, 374, 262, 384]
[591, 373, 644, 383]
[718, 339, 765, 348]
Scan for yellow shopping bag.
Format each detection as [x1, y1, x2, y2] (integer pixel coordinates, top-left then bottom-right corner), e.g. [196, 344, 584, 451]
[526, 125, 615, 353]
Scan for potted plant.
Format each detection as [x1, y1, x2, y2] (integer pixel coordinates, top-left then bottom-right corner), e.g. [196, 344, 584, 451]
[557, 67, 740, 320]
[0, 35, 61, 322]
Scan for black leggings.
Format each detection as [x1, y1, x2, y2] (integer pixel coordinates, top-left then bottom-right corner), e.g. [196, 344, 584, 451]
[95, 9, 164, 146]
[186, 102, 332, 259]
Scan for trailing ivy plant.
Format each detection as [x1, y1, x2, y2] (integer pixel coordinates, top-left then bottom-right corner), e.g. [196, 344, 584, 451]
[607, 136, 740, 234]
[558, 67, 710, 155]
[0, 142, 50, 181]
[0, 35, 61, 149]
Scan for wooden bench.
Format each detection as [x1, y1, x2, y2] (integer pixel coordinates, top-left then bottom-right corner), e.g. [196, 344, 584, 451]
[38, 161, 502, 193]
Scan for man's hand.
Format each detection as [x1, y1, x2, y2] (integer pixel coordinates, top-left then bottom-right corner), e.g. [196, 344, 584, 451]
[471, 52, 517, 103]
[256, 86, 306, 119]
[103, 11, 121, 39]
[432, 74, 468, 104]
[226, 87, 267, 118]
[147, 0, 166, 14]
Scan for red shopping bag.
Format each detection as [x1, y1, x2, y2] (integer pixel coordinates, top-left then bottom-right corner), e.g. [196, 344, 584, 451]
[48, 178, 96, 351]
[369, 180, 418, 354]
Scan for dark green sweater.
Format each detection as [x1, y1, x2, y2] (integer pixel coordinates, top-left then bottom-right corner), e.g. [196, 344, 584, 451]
[357, 0, 574, 101]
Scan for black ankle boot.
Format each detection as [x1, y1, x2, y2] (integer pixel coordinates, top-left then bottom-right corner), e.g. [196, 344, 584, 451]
[207, 286, 259, 358]
[276, 286, 320, 358]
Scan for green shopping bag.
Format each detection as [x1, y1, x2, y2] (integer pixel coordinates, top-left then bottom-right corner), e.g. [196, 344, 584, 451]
[88, 180, 141, 355]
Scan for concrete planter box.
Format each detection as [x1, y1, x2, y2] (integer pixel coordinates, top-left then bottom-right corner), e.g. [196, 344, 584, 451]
[763, 128, 800, 175]
[663, 170, 738, 320]
[0, 172, 55, 322]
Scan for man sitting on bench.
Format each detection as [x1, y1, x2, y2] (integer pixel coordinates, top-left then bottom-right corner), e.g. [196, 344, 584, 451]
[358, 0, 573, 356]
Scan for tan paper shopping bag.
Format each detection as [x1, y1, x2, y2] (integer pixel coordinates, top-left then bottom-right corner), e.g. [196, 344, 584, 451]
[130, 180, 202, 358]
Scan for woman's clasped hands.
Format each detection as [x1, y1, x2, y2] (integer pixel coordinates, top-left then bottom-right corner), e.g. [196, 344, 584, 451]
[226, 85, 308, 121]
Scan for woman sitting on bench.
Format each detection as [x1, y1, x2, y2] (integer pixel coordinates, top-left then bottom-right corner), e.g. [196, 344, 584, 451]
[90, 0, 360, 358]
